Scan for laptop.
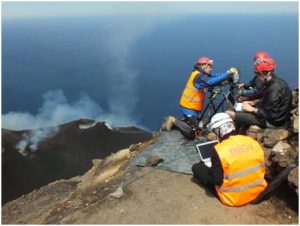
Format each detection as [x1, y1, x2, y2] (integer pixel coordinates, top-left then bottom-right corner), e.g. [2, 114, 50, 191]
[226, 92, 243, 111]
[195, 140, 219, 167]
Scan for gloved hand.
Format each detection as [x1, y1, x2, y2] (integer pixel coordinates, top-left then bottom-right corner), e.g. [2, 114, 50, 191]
[228, 67, 238, 75]
[227, 67, 239, 84]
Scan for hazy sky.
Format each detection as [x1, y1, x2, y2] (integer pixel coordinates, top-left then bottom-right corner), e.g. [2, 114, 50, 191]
[2, 1, 298, 19]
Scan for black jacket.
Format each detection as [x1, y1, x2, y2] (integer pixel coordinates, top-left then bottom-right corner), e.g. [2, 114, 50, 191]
[256, 74, 292, 126]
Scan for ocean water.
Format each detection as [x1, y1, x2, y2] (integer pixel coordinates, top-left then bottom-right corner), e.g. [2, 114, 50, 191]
[2, 14, 298, 131]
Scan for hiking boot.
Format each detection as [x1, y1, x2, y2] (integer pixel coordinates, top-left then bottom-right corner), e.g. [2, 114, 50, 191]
[161, 116, 176, 131]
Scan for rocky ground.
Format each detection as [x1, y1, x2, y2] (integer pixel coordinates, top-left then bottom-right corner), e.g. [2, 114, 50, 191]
[2, 88, 299, 224]
[2, 137, 298, 224]
[2, 119, 152, 205]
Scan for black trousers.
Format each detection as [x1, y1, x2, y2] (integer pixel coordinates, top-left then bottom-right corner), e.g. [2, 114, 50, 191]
[173, 116, 198, 140]
[235, 111, 266, 128]
[191, 162, 218, 198]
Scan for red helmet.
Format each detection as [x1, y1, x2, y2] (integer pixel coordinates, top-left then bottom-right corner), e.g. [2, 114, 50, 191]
[255, 57, 277, 72]
[253, 51, 270, 65]
[197, 57, 213, 66]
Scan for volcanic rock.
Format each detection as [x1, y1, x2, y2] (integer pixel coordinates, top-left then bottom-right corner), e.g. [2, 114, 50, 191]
[271, 141, 297, 168]
[247, 125, 263, 141]
[263, 129, 290, 148]
[109, 187, 124, 199]
[146, 155, 164, 166]
[288, 166, 299, 195]
[2, 119, 152, 205]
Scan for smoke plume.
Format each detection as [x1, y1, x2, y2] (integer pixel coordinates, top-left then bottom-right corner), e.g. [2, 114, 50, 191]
[2, 90, 146, 154]
[3, 14, 181, 154]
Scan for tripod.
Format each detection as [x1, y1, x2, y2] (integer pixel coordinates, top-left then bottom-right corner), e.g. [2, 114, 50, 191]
[198, 85, 236, 128]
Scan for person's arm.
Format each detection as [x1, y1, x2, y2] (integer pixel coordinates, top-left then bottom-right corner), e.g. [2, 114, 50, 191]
[244, 76, 257, 89]
[193, 68, 235, 89]
[256, 84, 283, 120]
[208, 148, 223, 186]
[192, 72, 211, 89]
[207, 72, 231, 87]
[242, 99, 261, 113]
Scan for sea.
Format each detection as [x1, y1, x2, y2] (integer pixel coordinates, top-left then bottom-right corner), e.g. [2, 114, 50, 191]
[2, 13, 299, 131]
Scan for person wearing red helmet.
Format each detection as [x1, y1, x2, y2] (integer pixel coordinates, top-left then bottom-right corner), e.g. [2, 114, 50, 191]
[161, 56, 237, 139]
[253, 51, 270, 64]
[226, 57, 292, 128]
[238, 51, 270, 101]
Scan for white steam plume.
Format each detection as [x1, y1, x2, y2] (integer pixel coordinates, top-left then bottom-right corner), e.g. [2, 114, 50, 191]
[3, 14, 181, 154]
[3, 90, 147, 154]
[100, 15, 181, 119]
[2, 89, 148, 131]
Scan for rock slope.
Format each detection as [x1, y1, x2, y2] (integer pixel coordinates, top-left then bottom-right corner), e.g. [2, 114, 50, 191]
[2, 132, 298, 224]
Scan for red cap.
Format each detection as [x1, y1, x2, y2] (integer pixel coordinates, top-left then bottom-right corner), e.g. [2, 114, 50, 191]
[253, 51, 270, 65]
[197, 57, 213, 66]
[255, 57, 277, 72]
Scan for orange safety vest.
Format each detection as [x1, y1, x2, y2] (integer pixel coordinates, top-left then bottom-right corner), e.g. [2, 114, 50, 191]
[179, 70, 205, 111]
[215, 135, 267, 207]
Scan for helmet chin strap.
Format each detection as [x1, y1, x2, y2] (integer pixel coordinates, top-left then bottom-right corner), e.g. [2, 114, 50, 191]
[264, 71, 271, 82]
[258, 71, 271, 82]
[214, 127, 222, 140]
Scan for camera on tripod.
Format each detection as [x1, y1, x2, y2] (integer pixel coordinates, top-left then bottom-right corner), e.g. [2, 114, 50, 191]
[198, 68, 240, 129]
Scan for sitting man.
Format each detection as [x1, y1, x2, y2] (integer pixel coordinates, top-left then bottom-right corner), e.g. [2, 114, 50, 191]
[161, 57, 237, 139]
[192, 113, 267, 207]
[226, 57, 292, 128]
[237, 51, 269, 102]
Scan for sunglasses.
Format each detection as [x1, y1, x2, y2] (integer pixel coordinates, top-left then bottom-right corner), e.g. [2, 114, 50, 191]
[255, 71, 269, 76]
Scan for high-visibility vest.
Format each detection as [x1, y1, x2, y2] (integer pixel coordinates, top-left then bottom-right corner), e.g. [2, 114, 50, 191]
[215, 135, 267, 207]
[179, 70, 205, 111]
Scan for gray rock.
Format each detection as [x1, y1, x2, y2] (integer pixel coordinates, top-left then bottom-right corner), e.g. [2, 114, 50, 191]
[263, 138, 278, 148]
[129, 143, 141, 152]
[290, 108, 299, 133]
[288, 166, 298, 195]
[264, 128, 290, 140]
[207, 132, 218, 141]
[146, 155, 164, 166]
[247, 125, 263, 141]
[271, 141, 297, 168]
[109, 186, 124, 199]
[291, 88, 298, 108]
[263, 129, 290, 148]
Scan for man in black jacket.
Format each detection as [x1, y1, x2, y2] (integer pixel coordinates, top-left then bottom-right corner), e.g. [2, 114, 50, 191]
[226, 57, 292, 128]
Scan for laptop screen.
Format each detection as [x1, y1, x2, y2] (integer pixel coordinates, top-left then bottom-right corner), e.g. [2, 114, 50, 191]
[227, 92, 236, 107]
[195, 140, 218, 161]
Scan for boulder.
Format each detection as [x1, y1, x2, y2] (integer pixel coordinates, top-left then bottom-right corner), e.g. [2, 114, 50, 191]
[263, 129, 290, 148]
[290, 88, 299, 133]
[247, 125, 263, 142]
[291, 88, 298, 108]
[271, 141, 297, 168]
[288, 166, 298, 195]
[290, 108, 298, 133]
[109, 186, 124, 199]
[146, 155, 164, 166]
[207, 132, 218, 141]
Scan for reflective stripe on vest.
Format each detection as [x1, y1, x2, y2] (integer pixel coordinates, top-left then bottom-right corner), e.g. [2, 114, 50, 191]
[215, 135, 267, 207]
[223, 162, 265, 180]
[179, 70, 205, 111]
[181, 93, 203, 102]
[219, 178, 265, 192]
[185, 85, 198, 92]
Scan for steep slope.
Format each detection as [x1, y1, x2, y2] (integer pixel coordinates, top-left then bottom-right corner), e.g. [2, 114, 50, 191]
[2, 131, 298, 224]
[2, 119, 152, 205]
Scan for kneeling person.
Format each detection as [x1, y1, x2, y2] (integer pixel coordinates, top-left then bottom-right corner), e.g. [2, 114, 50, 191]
[192, 113, 267, 207]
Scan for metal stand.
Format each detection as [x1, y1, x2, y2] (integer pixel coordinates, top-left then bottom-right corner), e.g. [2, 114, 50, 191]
[198, 88, 228, 124]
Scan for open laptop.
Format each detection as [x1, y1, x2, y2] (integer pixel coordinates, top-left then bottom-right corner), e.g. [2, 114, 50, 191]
[226, 92, 243, 111]
[195, 140, 219, 167]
